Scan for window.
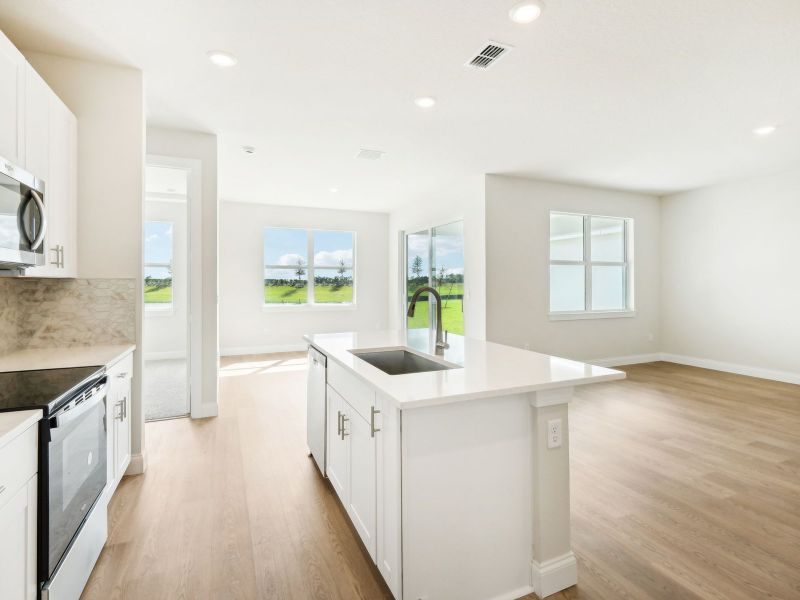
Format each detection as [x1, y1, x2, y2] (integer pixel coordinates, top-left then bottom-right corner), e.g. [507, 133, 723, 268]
[549, 212, 632, 316]
[263, 228, 355, 305]
[405, 220, 464, 335]
[144, 221, 174, 309]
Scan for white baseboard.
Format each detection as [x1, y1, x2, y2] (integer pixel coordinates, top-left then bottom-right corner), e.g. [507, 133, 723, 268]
[191, 402, 219, 419]
[531, 552, 577, 598]
[589, 353, 662, 367]
[660, 353, 800, 385]
[126, 452, 147, 476]
[487, 585, 536, 600]
[144, 350, 186, 361]
[589, 351, 800, 385]
[220, 343, 307, 357]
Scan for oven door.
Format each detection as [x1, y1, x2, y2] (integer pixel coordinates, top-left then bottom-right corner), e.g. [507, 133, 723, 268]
[45, 381, 108, 579]
[0, 158, 46, 269]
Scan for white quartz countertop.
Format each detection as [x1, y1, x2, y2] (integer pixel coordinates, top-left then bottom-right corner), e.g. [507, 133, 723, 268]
[304, 330, 625, 408]
[0, 409, 42, 452]
[0, 344, 136, 373]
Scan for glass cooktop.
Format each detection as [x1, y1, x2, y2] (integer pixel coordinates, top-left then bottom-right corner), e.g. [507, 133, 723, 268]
[0, 366, 105, 415]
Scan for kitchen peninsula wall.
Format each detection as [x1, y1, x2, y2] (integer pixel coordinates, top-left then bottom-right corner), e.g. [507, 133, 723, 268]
[0, 278, 136, 354]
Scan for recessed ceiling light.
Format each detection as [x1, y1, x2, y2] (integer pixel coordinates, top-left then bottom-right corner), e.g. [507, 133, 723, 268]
[509, 0, 545, 24]
[414, 96, 437, 109]
[753, 124, 778, 136]
[207, 50, 238, 67]
[329, 187, 339, 193]
[242, 145, 255, 154]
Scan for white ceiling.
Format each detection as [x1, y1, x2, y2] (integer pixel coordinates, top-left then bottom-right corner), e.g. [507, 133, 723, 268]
[1, 0, 799, 213]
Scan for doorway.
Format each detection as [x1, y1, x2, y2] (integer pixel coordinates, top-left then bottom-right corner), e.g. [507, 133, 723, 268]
[143, 161, 191, 420]
[404, 220, 465, 336]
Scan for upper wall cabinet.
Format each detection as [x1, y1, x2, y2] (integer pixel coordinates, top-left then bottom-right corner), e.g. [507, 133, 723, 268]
[1, 29, 78, 278]
[0, 30, 26, 165]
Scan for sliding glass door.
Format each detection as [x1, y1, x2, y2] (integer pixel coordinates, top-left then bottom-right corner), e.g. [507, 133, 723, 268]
[405, 221, 464, 335]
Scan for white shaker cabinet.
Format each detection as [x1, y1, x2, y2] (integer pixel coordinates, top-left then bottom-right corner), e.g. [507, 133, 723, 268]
[0, 29, 78, 278]
[346, 403, 377, 562]
[105, 352, 133, 500]
[0, 30, 25, 166]
[0, 413, 40, 600]
[0, 478, 37, 600]
[326, 385, 349, 502]
[326, 383, 379, 562]
[24, 64, 49, 185]
[44, 96, 78, 277]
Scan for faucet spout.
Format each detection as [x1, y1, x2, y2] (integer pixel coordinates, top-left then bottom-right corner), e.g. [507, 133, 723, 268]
[406, 286, 449, 354]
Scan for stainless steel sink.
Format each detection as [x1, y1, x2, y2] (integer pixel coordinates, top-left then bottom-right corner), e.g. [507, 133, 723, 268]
[350, 348, 460, 376]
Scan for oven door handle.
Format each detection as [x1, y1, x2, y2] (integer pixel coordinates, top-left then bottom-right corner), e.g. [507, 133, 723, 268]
[50, 384, 108, 429]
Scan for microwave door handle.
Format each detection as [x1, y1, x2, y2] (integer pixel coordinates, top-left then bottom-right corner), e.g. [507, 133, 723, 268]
[28, 190, 47, 250]
[50, 383, 108, 429]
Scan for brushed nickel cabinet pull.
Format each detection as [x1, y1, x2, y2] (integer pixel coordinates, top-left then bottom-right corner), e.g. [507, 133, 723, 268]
[370, 406, 381, 437]
[341, 415, 349, 439]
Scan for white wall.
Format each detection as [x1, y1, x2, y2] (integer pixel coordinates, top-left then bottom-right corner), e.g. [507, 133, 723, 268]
[219, 202, 389, 354]
[387, 176, 486, 339]
[25, 51, 148, 472]
[146, 127, 219, 417]
[485, 174, 661, 362]
[661, 169, 800, 382]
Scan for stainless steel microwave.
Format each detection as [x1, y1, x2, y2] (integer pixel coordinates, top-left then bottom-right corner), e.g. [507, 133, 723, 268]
[0, 156, 46, 271]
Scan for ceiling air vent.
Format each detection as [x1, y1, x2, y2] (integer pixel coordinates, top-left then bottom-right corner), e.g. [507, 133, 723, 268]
[356, 148, 386, 160]
[465, 41, 513, 69]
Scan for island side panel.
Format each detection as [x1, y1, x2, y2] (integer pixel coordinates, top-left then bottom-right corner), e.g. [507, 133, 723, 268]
[376, 393, 402, 599]
[530, 388, 577, 598]
[400, 393, 535, 600]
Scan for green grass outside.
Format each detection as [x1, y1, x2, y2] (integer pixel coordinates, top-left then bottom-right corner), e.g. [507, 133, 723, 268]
[406, 282, 465, 335]
[146, 282, 463, 334]
[264, 284, 353, 304]
[144, 285, 173, 304]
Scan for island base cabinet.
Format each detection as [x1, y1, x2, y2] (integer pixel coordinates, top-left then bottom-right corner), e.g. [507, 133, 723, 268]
[326, 385, 378, 562]
[0, 476, 37, 600]
[346, 404, 376, 562]
[326, 385, 348, 500]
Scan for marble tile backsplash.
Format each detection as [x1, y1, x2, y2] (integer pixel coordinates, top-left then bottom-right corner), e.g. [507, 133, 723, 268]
[0, 278, 136, 352]
[0, 281, 19, 355]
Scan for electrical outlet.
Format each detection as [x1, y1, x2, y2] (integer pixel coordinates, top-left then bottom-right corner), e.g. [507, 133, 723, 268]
[523, 342, 531, 351]
[647, 332, 654, 342]
[547, 418, 562, 449]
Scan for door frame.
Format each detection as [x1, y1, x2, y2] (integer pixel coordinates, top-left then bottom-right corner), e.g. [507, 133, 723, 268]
[144, 154, 203, 418]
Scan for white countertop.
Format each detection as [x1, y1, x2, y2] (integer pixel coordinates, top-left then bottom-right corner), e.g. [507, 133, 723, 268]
[0, 344, 136, 373]
[304, 330, 625, 408]
[0, 409, 42, 452]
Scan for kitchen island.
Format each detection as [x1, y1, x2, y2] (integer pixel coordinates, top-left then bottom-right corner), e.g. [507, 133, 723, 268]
[304, 330, 624, 600]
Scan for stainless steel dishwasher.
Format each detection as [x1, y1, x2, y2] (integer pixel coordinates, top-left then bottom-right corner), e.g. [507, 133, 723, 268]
[306, 346, 327, 475]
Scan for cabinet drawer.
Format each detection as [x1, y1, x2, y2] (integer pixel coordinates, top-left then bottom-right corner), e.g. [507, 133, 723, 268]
[328, 360, 376, 422]
[107, 352, 133, 380]
[0, 425, 37, 512]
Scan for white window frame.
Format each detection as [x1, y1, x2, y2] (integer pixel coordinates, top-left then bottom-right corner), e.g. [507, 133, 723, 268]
[549, 212, 635, 321]
[262, 227, 357, 310]
[144, 219, 175, 313]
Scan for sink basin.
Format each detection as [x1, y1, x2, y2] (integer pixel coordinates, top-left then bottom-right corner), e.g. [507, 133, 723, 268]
[350, 348, 460, 376]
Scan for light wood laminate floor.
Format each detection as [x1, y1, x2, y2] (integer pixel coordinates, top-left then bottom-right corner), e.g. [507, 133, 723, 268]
[82, 356, 800, 600]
